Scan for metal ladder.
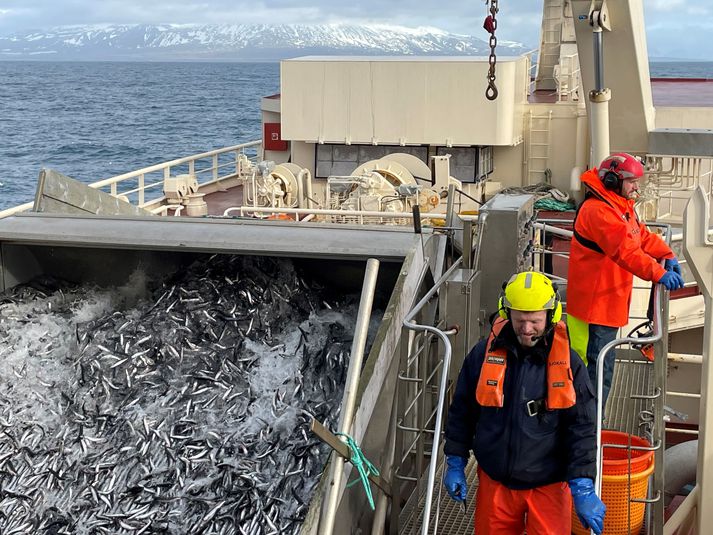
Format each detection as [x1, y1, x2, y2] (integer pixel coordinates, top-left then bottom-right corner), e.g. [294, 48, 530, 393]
[389, 259, 461, 535]
[390, 217, 483, 535]
[526, 110, 553, 185]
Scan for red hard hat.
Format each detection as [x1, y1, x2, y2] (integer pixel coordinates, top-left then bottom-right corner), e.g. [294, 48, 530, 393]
[598, 153, 644, 182]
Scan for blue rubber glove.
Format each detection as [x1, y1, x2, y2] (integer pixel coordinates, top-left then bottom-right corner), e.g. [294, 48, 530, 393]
[659, 270, 685, 291]
[569, 478, 606, 535]
[665, 257, 682, 275]
[443, 455, 468, 502]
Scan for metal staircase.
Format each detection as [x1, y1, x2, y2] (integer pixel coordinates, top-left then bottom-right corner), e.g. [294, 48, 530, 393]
[535, 0, 564, 92]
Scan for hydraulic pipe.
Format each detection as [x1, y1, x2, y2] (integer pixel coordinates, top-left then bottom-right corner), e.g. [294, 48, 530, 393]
[227, 206, 424, 219]
[593, 29, 604, 92]
[296, 169, 305, 209]
[319, 258, 380, 535]
[589, 10, 611, 167]
[589, 88, 611, 169]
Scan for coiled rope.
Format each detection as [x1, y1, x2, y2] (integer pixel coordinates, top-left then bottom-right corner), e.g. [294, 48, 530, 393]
[336, 432, 380, 510]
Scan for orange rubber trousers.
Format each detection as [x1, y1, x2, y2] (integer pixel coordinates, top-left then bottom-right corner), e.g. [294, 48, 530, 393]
[474, 467, 572, 535]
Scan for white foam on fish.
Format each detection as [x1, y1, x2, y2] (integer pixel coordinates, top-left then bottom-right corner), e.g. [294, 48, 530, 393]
[0, 257, 376, 534]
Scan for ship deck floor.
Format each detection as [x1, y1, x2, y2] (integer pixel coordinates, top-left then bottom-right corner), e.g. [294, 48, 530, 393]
[530, 79, 713, 107]
[399, 351, 659, 534]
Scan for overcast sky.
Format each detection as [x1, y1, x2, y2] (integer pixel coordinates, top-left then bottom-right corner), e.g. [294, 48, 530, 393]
[0, 0, 711, 60]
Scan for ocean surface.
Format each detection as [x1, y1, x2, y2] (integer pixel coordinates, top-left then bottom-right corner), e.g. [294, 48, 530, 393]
[0, 60, 711, 211]
[0, 61, 280, 210]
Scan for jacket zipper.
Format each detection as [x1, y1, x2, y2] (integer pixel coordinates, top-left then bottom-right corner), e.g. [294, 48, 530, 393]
[506, 351, 525, 481]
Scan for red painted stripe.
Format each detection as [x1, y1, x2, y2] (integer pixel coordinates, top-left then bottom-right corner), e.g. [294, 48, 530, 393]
[670, 286, 702, 300]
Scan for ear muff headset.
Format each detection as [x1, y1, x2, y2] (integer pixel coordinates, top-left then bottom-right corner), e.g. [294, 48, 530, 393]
[599, 153, 644, 193]
[497, 273, 562, 325]
[549, 285, 563, 324]
[602, 159, 622, 191]
[497, 292, 509, 320]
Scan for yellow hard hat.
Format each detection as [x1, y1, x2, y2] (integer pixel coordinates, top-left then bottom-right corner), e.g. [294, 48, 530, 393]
[498, 271, 562, 324]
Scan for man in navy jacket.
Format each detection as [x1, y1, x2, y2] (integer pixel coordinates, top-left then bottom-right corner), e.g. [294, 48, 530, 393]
[443, 271, 605, 534]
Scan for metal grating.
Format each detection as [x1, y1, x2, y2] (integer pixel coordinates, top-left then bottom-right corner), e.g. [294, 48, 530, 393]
[399, 457, 478, 535]
[397, 349, 659, 535]
[606, 349, 657, 438]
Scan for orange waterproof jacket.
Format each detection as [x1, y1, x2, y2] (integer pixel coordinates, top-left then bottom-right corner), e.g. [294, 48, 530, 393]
[567, 169, 673, 327]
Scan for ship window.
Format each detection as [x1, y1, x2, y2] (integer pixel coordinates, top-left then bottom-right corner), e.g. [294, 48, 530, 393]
[435, 147, 488, 183]
[315, 144, 428, 179]
[478, 146, 494, 181]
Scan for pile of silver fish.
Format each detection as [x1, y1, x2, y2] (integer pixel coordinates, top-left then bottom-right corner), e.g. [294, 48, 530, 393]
[0, 256, 361, 534]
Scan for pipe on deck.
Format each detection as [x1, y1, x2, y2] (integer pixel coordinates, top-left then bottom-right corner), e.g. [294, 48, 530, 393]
[319, 258, 380, 535]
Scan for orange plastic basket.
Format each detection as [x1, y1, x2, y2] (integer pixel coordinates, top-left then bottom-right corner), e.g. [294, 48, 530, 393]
[600, 431, 654, 476]
[572, 432, 654, 535]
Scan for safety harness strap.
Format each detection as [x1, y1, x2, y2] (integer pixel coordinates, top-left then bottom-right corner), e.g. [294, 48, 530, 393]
[572, 194, 609, 254]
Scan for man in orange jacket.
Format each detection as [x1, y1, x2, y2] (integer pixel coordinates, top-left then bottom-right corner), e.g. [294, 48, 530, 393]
[567, 153, 684, 407]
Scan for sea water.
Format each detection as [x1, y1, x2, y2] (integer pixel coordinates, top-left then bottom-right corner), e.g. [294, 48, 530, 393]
[0, 61, 279, 210]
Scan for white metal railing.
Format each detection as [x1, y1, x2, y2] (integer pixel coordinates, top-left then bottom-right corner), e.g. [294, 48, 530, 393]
[672, 185, 713, 534]
[553, 53, 581, 102]
[0, 140, 262, 219]
[538, 218, 673, 533]
[225, 205, 418, 222]
[646, 156, 713, 223]
[402, 258, 461, 535]
[524, 49, 538, 96]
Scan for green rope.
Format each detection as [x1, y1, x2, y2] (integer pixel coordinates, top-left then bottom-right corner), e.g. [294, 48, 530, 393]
[336, 432, 380, 510]
[534, 198, 575, 212]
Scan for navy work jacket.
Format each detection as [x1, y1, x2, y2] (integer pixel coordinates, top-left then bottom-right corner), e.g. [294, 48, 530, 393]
[443, 321, 597, 489]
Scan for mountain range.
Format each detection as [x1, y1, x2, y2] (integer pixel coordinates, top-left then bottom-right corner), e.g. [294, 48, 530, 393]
[0, 23, 529, 61]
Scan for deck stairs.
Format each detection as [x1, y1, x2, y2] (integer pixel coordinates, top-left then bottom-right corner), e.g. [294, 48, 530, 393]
[535, 0, 564, 93]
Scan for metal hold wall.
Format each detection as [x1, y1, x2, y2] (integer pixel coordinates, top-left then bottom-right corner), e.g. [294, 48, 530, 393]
[477, 194, 536, 320]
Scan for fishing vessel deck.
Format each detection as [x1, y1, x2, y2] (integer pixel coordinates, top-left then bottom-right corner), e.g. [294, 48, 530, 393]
[530, 78, 713, 106]
[0, 1, 712, 534]
[650, 79, 713, 107]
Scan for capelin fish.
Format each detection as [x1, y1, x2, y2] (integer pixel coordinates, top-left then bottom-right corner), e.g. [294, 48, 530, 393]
[0, 256, 373, 535]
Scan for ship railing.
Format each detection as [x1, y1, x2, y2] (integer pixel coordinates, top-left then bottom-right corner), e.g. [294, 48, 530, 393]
[555, 52, 582, 102]
[646, 155, 713, 223]
[0, 140, 263, 219]
[392, 209, 482, 535]
[534, 217, 673, 534]
[398, 258, 461, 535]
[525, 49, 538, 96]
[225, 205, 425, 222]
[592, 276, 667, 535]
[668, 185, 713, 534]
[525, 48, 581, 102]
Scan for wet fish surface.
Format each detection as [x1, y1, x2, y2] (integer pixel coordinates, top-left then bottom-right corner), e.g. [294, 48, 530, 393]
[0, 256, 367, 535]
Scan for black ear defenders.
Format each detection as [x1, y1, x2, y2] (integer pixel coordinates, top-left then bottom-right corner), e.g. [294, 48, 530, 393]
[602, 160, 621, 191]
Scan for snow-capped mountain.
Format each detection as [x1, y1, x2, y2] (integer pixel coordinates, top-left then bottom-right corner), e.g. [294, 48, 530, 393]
[0, 24, 528, 61]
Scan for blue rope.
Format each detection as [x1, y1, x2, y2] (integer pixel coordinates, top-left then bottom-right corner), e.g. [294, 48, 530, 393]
[336, 432, 380, 510]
